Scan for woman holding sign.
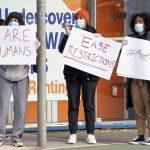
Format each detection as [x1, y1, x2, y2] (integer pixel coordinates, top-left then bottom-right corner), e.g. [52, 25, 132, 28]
[126, 13, 150, 145]
[0, 12, 28, 147]
[59, 9, 100, 144]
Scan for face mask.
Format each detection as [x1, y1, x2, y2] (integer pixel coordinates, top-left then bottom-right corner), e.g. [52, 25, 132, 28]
[8, 21, 19, 26]
[134, 23, 144, 33]
[75, 19, 85, 29]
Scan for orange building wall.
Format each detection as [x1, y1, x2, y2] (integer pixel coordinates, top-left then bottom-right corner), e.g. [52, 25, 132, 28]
[96, 0, 124, 37]
[63, 0, 86, 11]
[26, 101, 48, 123]
[26, 101, 37, 123]
[96, 0, 125, 119]
[58, 101, 85, 122]
[97, 64, 124, 119]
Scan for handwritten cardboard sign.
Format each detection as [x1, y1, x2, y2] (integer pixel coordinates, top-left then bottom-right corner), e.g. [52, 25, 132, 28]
[117, 36, 150, 80]
[0, 25, 36, 65]
[61, 27, 122, 80]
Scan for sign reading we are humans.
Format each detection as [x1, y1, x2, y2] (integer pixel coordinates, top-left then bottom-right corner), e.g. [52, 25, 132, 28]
[117, 37, 150, 80]
[0, 25, 36, 65]
[61, 27, 122, 80]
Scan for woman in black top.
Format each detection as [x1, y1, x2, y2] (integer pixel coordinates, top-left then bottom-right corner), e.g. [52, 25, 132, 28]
[59, 9, 100, 144]
[126, 13, 150, 145]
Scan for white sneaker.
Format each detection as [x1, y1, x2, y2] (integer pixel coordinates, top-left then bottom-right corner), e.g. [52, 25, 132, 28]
[11, 140, 24, 147]
[0, 140, 3, 146]
[86, 134, 96, 144]
[129, 136, 145, 145]
[143, 137, 150, 145]
[68, 134, 77, 144]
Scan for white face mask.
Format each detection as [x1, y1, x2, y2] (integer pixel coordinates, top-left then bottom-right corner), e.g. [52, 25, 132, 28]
[75, 19, 85, 29]
[134, 23, 144, 33]
[8, 21, 19, 26]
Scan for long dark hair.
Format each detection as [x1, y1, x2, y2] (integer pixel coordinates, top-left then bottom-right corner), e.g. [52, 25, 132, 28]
[130, 12, 150, 34]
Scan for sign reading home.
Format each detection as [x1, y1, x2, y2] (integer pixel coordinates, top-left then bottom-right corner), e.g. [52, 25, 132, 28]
[117, 37, 150, 80]
[0, 25, 36, 65]
[62, 27, 122, 80]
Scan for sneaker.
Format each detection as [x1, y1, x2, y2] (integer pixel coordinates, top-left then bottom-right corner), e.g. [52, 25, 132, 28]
[11, 140, 24, 147]
[143, 137, 150, 145]
[0, 140, 3, 146]
[129, 136, 145, 145]
[86, 134, 96, 144]
[68, 134, 77, 144]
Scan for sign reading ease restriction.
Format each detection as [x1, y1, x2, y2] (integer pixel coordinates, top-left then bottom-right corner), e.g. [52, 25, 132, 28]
[0, 25, 36, 65]
[61, 27, 122, 80]
[117, 36, 150, 80]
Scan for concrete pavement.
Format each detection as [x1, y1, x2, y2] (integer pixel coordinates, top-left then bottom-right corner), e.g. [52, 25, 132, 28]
[0, 121, 150, 150]
[1, 128, 150, 150]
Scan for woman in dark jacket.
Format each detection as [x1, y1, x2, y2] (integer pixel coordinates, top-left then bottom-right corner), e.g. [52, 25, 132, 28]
[126, 13, 150, 145]
[59, 9, 100, 144]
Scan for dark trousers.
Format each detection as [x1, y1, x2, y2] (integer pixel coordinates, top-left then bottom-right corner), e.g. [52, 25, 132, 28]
[66, 78, 97, 134]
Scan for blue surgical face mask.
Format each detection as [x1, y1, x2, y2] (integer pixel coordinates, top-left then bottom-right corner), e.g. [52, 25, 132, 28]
[8, 21, 19, 26]
[134, 23, 144, 33]
[75, 19, 85, 29]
